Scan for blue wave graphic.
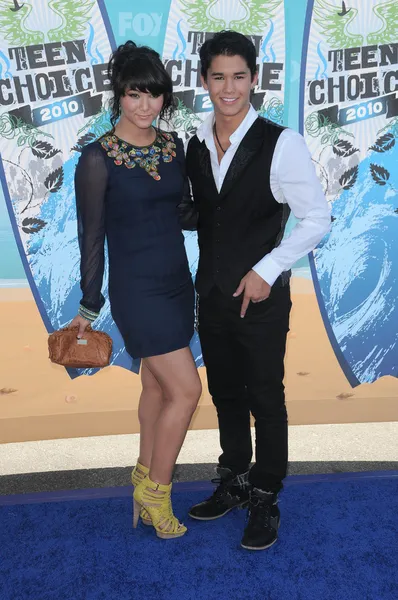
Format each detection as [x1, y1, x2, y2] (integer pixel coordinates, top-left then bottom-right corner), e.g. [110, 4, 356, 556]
[0, 50, 12, 79]
[95, 46, 104, 64]
[269, 44, 276, 63]
[315, 41, 328, 80]
[314, 140, 398, 383]
[261, 19, 275, 63]
[86, 23, 99, 65]
[172, 19, 187, 60]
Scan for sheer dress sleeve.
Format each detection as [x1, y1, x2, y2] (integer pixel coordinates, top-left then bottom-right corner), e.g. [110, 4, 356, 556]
[75, 143, 108, 321]
[173, 134, 198, 231]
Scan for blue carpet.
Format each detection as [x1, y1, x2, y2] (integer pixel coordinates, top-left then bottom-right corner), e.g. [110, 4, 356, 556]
[0, 473, 397, 600]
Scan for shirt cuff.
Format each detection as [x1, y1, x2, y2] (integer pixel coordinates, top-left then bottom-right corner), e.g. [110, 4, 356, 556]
[78, 304, 99, 322]
[252, 254, 283, 287]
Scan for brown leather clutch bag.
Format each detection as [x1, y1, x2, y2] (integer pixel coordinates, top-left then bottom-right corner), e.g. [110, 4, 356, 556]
[48, 326, 112, 369]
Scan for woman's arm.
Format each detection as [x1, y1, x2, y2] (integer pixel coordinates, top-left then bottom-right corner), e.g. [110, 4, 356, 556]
[75, 144, 108, 322]
[174, 134, 198, 231]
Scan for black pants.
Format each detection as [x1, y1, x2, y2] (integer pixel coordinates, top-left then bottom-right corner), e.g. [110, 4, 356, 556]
[198, 282, 291, 492]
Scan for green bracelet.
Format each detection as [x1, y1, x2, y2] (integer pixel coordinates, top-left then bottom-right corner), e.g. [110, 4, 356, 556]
[78, 305, 99, 322]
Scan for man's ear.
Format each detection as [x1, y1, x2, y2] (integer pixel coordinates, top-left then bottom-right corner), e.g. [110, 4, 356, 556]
[201, 74, 208, 90]
[251, 71, 259, 89]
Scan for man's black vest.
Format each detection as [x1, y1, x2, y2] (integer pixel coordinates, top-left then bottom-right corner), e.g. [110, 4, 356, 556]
[186, 117, 291, 298]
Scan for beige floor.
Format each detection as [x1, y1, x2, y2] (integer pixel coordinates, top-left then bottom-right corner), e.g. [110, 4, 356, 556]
[0, 422, 397, 475]
[1, 281, 398, 444]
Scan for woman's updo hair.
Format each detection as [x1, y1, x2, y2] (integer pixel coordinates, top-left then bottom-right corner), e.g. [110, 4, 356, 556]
[108, 41, 175, 127]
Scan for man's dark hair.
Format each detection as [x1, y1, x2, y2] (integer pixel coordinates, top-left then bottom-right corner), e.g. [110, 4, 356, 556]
[199, 30, 257, 81]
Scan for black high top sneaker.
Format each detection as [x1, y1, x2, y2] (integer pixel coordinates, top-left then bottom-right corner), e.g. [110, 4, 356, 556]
[241, 488, 280, 550]
[189, 467, 250, 520]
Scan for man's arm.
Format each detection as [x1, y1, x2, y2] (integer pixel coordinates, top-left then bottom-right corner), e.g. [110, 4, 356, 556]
[235, 130, 331, 318]
[252, 129, 331, 285]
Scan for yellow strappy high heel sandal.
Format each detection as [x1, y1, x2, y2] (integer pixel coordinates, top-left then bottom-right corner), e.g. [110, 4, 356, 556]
[133, 476, 187, 539]
[131, 461, 152, 526]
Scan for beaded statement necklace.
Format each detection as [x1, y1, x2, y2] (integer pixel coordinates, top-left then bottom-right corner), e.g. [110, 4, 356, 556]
[100, 130, 176, 181]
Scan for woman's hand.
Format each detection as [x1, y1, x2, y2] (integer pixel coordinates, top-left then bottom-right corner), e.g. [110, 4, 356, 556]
[69, 315, 91, 339]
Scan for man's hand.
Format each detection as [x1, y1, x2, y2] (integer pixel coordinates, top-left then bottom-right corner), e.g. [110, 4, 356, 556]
[233, 270, 271, 318]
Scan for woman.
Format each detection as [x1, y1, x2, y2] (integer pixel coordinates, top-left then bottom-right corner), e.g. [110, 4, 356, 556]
[69, 41, 201, 539]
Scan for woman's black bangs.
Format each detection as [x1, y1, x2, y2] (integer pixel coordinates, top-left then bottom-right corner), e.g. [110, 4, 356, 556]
[119, 58, 170, 97]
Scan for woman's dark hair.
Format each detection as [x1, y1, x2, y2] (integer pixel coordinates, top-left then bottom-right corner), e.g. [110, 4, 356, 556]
[108, 41, 174, 127]
[199, 31, 257, 80]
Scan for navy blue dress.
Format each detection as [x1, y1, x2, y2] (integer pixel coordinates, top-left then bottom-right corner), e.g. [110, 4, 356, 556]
[75, 129, 196, 359]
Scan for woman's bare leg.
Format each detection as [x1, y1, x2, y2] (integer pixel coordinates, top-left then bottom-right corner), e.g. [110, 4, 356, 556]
[143, 347, 202, 485]
[137, 362, 164, 468]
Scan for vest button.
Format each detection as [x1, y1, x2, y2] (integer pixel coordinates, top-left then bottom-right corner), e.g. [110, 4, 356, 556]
[216, 206, 221, 211]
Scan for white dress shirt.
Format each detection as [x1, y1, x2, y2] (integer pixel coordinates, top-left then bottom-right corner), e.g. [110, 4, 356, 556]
[196, 105, 331, 286]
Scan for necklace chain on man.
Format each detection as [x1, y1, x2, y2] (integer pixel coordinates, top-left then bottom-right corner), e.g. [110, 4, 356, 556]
[213, 123, 227, 154]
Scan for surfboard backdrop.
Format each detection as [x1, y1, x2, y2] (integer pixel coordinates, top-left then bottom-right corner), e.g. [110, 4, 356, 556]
[301, 0, 398, 385]
[0, 0, 286, 376]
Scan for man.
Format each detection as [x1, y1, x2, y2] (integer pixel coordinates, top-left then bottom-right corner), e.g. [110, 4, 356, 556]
[185, 31, 330, 550]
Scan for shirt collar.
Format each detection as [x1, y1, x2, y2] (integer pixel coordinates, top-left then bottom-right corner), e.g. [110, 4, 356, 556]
[196, 104, 258, 146]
